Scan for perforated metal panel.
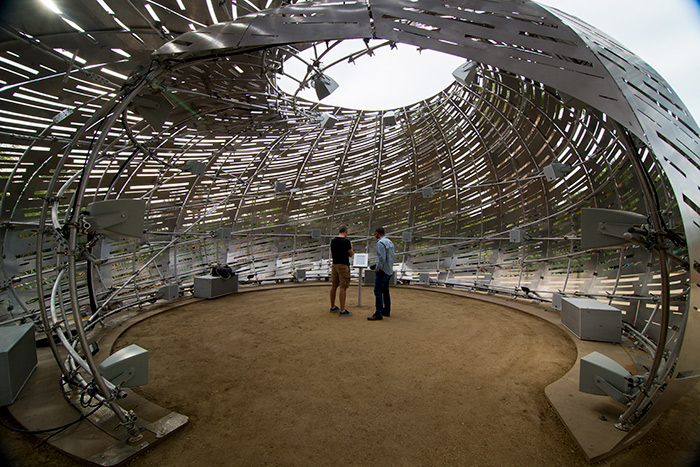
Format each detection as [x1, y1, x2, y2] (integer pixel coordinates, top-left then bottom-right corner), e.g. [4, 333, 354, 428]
[0, 0, 697, 458]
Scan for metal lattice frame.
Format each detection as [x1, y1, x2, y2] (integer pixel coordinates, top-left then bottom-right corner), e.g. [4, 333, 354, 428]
[1, 0, 699, 460]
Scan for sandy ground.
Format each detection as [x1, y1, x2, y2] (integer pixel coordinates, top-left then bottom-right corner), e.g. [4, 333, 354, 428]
[2, 285, 700, 466]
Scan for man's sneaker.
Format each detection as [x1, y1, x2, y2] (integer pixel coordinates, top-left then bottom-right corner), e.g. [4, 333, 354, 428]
[339, 310, 353, 316]
[367, 313, 383, 321]
[330, 306, 340, 313]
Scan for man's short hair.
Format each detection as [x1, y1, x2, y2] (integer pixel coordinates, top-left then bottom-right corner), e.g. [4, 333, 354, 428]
[338, 224, 348, 234]
[375, 227, 385, 235]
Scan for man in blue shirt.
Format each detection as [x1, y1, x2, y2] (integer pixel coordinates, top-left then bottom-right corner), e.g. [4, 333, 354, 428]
[368, 227, 394, 321]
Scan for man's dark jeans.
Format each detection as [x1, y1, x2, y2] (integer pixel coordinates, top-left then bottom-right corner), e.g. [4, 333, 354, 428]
[374, 270, 392, 315]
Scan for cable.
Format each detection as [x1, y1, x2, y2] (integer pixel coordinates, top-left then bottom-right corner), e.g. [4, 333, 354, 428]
[37, 405, 102, 447]
[0, 403, 102, 436]
[79, 381, 103, 408]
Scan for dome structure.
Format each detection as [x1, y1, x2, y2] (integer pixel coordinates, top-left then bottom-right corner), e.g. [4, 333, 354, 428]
[0, 0, 699, 462]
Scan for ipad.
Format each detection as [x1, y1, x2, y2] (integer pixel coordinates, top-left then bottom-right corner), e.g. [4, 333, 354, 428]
[353, 253, 368, 268]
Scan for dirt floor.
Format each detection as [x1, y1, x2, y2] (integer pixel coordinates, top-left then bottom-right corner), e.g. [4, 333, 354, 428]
[2, 285, 700, 466]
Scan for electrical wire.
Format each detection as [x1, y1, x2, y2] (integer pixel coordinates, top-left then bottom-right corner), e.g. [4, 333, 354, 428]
[0, 375, 106, 442]
[0, 403, 102, 436]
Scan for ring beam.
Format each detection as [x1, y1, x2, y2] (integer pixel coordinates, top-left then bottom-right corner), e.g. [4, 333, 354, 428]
[0, 0, 698, 462]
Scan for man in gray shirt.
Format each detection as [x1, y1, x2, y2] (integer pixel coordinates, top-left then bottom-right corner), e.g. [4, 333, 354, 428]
[368, 227, 394, 321]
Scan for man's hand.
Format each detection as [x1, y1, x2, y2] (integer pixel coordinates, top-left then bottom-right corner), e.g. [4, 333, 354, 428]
[369, 264, 376, 270]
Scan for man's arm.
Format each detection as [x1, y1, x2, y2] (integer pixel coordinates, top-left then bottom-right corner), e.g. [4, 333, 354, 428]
[348, 242, 354, 257]
[376, 239, 386, 269]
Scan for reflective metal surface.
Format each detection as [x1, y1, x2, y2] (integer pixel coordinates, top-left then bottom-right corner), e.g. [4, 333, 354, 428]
[0, 0, 698, 460]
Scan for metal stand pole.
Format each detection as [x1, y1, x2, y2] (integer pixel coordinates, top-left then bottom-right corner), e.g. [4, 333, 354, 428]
[357, 267, 365, 306]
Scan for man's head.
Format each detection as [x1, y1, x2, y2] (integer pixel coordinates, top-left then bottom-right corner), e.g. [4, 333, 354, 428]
[375, 227, 385, 238]
[338, 224, 348, 235]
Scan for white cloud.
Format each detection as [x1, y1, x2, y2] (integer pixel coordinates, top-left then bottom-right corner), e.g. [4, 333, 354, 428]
[278, 40, 464, 111]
